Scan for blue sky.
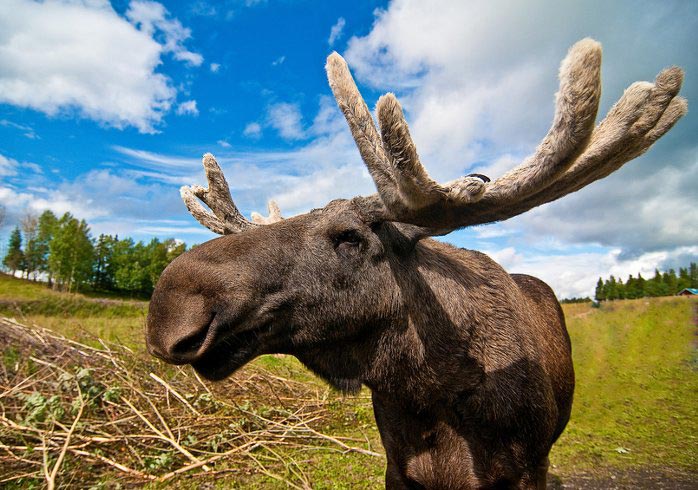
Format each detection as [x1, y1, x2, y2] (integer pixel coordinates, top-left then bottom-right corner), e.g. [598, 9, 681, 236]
[1, 0, 696, 298]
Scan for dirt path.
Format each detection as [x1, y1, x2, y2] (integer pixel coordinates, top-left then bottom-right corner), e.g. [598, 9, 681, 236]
[549, 468, 698, 489]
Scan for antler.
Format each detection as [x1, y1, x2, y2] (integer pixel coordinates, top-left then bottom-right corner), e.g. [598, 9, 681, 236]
[328, 38, 686, 235]
[181, 153, 283, 234]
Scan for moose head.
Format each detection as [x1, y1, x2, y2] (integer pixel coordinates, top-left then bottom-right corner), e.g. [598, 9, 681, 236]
[146, 39, 685, 487]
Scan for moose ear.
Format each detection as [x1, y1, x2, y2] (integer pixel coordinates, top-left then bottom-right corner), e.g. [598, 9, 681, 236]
[381, 222, 432, 254]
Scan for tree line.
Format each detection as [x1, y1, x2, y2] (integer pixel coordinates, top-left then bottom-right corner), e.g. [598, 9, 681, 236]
[2, 210, 186, 297]
[594, 263, 698, 301]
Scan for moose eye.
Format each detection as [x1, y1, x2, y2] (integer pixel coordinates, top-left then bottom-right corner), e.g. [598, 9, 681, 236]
[334, 230, 361, 256]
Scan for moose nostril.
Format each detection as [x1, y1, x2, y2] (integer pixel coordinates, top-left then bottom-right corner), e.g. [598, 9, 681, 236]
[170, 327, 209, 361]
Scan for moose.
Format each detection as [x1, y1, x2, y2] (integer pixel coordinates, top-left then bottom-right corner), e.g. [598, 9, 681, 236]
[146, 39, 685, 488]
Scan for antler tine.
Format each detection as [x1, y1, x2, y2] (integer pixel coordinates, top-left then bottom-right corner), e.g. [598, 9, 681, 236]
[421, 38, 602, 233]
[181, 153, 274, 234]
[492, 69, 687, 222]
[331, 39, 685, 235]
[373, 38, 602, 222]
[327, 52, 487, 223]
[483, 39, 602, 204]
[376, 93, 487, 211]
[326, 53, 396, 210]
[329, 39, 608, 232]
[251, 200, 284, 224]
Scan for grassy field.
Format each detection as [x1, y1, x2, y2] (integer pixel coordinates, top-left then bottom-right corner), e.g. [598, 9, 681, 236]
[1, 273, 696, 488]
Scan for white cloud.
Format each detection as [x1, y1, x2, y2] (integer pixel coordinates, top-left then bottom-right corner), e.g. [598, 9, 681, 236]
[484, 246, 698, 299]
[176, 100, 199, 116]
[210, 62, 221, 73]
[267, 102, 305, 140]
[0, 0, 201, 133]
[189, 1, 217, 17]
[0, 154, 18, 177]
[0, 182, 106, 223]
[273, 163, 372, 213]
[113, 145, 199, 169]
[328, 17, 346, 46]
[243, 122, 262, 139]
[125, 1, 203, 67]
[341, 0, 696, 254]
[0, 119, 38, 139]
[217, 139, 232, 148]
[271, 55, 286, 66]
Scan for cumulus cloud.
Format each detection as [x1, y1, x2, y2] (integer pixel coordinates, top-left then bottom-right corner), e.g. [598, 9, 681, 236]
[125, 1, 203, 67]
[0, 0, 201, 133]
[328, 17, 346, 46]
[176, 100, 199, 116]
[210, 62, 221, 73]
[511, 154, 698, 254]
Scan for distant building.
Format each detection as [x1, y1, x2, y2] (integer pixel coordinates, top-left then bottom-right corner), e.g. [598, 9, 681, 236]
[677, 288, 698, 296]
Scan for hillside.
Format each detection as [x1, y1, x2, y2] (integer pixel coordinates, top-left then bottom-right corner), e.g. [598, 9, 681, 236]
[0, 273, 696, 488]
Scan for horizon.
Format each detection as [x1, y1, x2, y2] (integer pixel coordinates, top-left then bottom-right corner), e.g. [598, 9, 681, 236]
[1, 0, 696, 298]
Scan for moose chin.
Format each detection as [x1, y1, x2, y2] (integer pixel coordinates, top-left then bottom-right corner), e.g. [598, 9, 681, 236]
[146, 38, 686, 489]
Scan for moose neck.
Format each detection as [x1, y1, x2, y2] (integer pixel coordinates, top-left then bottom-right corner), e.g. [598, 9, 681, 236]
[293, 239, 486, 409]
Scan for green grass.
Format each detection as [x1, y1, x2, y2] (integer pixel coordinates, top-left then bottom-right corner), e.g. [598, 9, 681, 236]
[1, 273, 696, 486]
[551, 298, 698, 476]
[0, 273, 146, 346]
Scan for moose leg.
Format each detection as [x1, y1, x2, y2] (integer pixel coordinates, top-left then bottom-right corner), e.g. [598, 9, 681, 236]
[385, 463, 420, 490]
[525, 457, 549, 490]
[513, 457, 549, 490]
[535, 457, 549, 490]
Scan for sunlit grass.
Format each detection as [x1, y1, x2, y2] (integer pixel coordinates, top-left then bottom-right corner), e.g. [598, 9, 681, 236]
[551, 297, 698, 475]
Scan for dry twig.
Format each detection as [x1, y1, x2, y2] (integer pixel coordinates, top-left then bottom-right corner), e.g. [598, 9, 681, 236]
[0, 317, 383, 487]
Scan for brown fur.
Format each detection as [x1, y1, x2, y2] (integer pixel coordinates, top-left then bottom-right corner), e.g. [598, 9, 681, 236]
[147, 200, 574, 488]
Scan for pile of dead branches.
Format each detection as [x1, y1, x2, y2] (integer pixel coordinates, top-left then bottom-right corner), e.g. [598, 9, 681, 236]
[0, 317, 380, 488]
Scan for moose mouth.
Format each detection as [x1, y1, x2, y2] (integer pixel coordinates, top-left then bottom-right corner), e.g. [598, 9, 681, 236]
[191, 324, 267, 381]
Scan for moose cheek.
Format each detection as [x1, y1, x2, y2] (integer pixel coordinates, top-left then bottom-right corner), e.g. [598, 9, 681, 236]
[331, 242, 363, 289]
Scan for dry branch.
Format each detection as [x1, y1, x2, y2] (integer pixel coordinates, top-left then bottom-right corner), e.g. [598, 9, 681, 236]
[0, 317, 382, 487]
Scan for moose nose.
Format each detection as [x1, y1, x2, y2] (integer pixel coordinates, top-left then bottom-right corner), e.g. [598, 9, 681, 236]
[147, 321, 212, 364]
[146, 283, 214, 365]
[167, 326, 210, 364]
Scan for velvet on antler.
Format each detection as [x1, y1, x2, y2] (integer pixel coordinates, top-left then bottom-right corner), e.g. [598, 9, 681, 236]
[328, 38, 686, 235]
[180, 153, 283, 234]
[181, 38, 685, 237]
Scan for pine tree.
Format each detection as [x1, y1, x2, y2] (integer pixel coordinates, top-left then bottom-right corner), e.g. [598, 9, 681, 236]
[663, 269, 678, 295]
[3, 227, 24, 276]
[606, 276, 618, 300]
[595, 278, 605, 301]
[636, 273, 646, 298]
[646, 269, 664, 297]
[678, 267, 691, 291]
[625, 274, 638, 299]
